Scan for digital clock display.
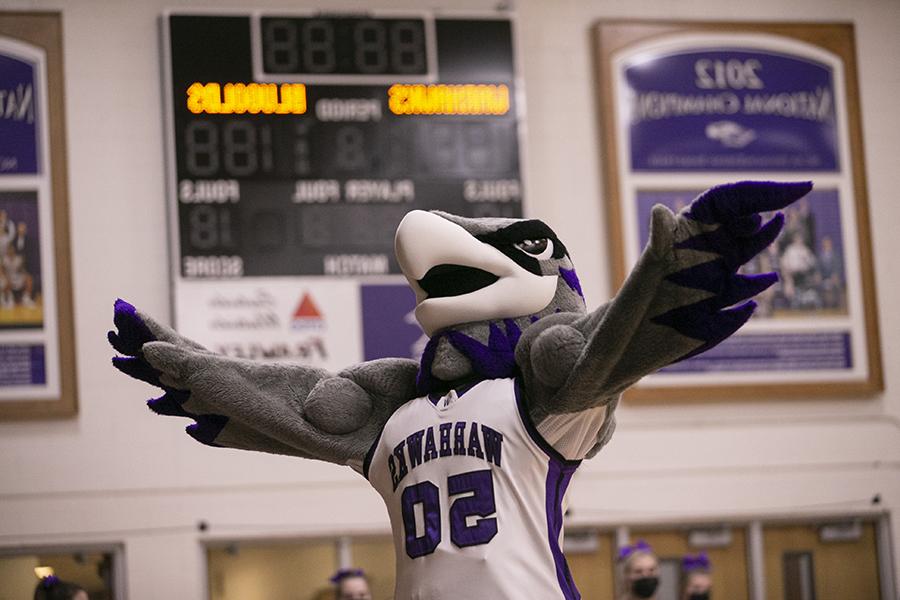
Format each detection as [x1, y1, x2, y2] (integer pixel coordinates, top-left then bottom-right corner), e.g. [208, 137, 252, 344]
[166, 13, 523, 279]
[260, 16, 429, 76]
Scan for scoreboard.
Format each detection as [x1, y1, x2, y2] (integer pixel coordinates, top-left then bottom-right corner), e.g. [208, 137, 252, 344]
[165, 12, 524, 280]
[163, 11, 524, 367]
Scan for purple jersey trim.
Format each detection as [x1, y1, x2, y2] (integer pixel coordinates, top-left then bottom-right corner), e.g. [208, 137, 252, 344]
[546, 459, 580, 600]
[513, 378, 582, 468]
[513, 377, 582, 599]
[362, 420, 387, 480]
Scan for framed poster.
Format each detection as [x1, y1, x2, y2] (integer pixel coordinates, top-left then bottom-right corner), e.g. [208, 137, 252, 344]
[595, 21, 882, 400]
[163, 10, 523, 369]
[0, 12, 77, 418]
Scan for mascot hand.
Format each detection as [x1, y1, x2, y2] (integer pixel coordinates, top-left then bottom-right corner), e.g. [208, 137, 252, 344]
[647, 180, 812, 359]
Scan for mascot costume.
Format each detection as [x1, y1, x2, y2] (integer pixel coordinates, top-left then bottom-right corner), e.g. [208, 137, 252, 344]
[111, 180, 811, 599]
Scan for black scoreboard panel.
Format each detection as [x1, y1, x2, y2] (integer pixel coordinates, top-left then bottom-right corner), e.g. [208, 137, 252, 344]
[166, 13, 523, 278]
[260, 16, 429, 76]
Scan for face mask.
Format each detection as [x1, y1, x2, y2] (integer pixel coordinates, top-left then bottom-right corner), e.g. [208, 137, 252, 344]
[631, 576, 659, 598]
[688, 594, 710, 600]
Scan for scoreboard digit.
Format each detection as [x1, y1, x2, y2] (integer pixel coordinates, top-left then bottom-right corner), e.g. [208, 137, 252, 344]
[259, 16, 430, 77]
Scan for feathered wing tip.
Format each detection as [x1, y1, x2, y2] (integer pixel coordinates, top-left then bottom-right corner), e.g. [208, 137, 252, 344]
[686, 180, 812, 224]
[108, 298, 155, 355]
[146, 389, 191, 417]
[186, 414, 229, 446]
[110, 298, 226, 447]
[651, 180, 813, 362]
[675, 213, 785, 269]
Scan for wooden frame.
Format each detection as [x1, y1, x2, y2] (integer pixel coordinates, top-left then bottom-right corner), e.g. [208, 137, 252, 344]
[0, 12, 77, 418]
[594, 20, 882, 401]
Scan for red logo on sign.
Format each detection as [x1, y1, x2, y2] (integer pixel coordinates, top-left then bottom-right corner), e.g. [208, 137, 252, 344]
[292, 293, 325, 330]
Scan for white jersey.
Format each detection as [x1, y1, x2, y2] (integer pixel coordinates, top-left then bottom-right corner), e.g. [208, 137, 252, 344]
[365, 377, 582, 600]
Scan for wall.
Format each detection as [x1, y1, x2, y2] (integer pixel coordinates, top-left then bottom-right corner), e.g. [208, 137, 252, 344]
[0, 0, 898, 598]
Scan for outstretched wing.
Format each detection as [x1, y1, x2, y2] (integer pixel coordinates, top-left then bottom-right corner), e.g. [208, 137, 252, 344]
[522, 181, 812, 417]
[109, 299, 419, 468]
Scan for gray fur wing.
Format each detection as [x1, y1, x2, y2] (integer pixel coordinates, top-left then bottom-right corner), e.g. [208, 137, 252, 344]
[110, 300, 419, 467]
[519, 181, 811, 446]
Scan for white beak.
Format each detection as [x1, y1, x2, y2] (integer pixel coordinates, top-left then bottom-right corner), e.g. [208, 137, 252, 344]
[394, 210, 558, 336]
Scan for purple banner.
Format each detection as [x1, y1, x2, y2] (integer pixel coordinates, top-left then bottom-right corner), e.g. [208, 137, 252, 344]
[0, 344, 45, 385]
[361, 284, 424, 361]
[659, 332, 851, 373]
[625, 49, 838, 171]
[0, 51, 38, 175]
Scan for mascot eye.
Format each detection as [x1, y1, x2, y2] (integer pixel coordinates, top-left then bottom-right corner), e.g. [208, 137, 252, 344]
[515, 238, 554, 260]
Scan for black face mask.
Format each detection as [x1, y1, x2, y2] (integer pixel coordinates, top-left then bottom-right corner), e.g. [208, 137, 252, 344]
[631, 576, 659, 598]
[688, 593, 710, 600]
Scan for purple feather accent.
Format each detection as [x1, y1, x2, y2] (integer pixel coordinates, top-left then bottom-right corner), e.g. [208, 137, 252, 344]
[446, 319, 522, 379]
[559, 267, 584, 298]
[653, 299, 757, 362]
[416, 319, 523, 394]
[147, 390, 192, 418]
[666, 262, 778, 309]
[685, 181, 812, 224]
[186, 414, 229, 446]
[618, 539, 653, 561]
[682, 552, 711, 572]
[416, 333, 442, 394]
[110, 298, 155, 354]
[112, 356, 162, 387]
[730, 212, 763, 236]
[676, 213, 785, 268]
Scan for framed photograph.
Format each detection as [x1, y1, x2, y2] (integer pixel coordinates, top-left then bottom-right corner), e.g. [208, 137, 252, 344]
[594, 20, 882, 401]
[0, 12, 77, 418]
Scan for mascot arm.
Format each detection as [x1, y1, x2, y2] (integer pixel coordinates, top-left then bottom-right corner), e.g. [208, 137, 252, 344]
[110, 300, 419, 469]
[518, 181, 811, 458]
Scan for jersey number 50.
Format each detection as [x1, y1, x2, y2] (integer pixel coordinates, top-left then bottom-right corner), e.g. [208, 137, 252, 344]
[401, 469, 497, 558]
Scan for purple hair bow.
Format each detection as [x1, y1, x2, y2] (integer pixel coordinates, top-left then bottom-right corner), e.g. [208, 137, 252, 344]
[618, 539, 653, 561]
[41, 575, 60, 588]
[682, 552, 711, 572]
[330, 568, 365, 584]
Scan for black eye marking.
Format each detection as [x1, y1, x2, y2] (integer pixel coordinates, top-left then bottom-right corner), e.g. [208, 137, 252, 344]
[514, 238, 553, 260]
[475, 220, 568, 260]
